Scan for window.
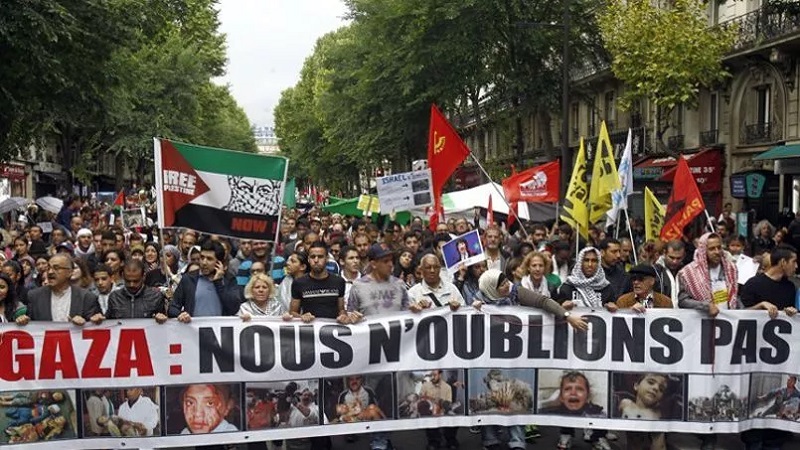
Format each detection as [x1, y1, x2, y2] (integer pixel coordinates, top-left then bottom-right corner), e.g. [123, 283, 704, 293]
[604, 91, 616, 126]
[588, 101, 597, 137]
[571, 103, 579, 139]
[756, 86, 771, 125]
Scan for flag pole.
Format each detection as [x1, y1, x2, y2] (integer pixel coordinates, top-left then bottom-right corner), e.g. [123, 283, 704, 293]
[623, 208, 638, 264]
[704, 210, 717, 233]
[614, 210, 621, 239]
[468, 153, 529, 238]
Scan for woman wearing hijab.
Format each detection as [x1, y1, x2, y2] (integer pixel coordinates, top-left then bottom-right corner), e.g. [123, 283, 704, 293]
[472, 269, 587, 450]
[554, 247, 618, 310]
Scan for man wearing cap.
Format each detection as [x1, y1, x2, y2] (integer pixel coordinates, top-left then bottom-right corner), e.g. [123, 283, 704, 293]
[73, 228, 99, 272]
[612, 264, 673, 310]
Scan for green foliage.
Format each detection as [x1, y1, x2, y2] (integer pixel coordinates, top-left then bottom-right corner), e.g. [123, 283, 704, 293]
[0, 0, 254, 184]
[598, 0, 736, 141]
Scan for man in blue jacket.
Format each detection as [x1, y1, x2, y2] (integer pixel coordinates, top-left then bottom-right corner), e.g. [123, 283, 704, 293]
[169, 240, 241, 321]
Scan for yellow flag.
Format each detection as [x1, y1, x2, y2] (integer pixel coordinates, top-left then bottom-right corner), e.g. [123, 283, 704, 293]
[644, 186, 666, 241]
[560, 137, 589, 239]
[589, 121, 621, 224]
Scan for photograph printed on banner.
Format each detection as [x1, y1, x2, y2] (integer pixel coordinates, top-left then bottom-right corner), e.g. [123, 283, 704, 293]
[611, 372, 685, 421]
[245, 380, 321, 430]
[396, 370, 466, 419]
[323, 373, 394, 424]
[441, 230, 485, 274]
[687, 375, 749, 422]
[82, 387, 161, 437]
[0, 390, 78, 444]
[537, 370, 608, 418]
[164, 383, 242, 435]
[468, 368, 535, 415]
[749, 373, 800, 421]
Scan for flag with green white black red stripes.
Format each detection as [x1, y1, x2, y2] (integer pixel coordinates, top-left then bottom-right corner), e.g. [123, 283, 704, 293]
[154, 138, 288, 241]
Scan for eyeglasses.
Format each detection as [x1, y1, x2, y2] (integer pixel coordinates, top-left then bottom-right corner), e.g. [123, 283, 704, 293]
[250, 268, 265, 274]
[50, 265, 72, 272]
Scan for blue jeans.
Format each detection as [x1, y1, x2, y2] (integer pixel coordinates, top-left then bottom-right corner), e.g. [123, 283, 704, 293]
[482, 425, 525, 449]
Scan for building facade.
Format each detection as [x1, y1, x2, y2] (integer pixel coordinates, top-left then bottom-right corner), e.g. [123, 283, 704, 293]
[459, 0, 800, 226]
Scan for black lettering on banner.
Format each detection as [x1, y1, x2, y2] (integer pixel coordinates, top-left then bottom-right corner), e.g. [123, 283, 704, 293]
[761, 319, 791, 364]
[453, 314, 484, 359]
[489, 315, 523, 359]
[240, 325, 275, 373]
[574, 315, 605, 361]
[611, 317, 644, 362]
[320, 325, 353, 369]
[700, 319, 732, 364]
[417, 316, 448, 361]
[731, 320, 757, 364]
[527, 315, 549, 358]
[553, 318, 569, 359]
[369, 321, 401, 364]
[280, 325, 315, 371]
[199, 327, 234, 373]
[650, 318, 683, 364]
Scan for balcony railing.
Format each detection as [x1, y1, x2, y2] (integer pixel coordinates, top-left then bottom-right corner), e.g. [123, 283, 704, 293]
[742, 122, 782, 145]
[700, 129, 719, 146]
[721, 5, 800, 53]
[667, 135, 685, 152]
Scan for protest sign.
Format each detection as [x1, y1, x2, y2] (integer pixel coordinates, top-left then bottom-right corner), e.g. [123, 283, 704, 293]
[1, 309, 800, 448]
[376, 169, 433, 213]
[441, 230, 485, 273]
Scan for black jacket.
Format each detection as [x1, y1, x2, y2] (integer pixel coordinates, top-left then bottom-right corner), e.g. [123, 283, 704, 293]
[107, 286, 166, 319]
[167, 272, 241, 317]
[602, 263, 630, 299]
[554, 282, 616, 307]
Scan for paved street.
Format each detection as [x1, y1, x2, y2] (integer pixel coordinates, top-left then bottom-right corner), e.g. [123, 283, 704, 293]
[176, 427, 800, 450]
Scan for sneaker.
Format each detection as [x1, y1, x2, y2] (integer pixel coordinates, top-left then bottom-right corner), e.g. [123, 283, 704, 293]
[525, 425, 541, 442]
[605, 431, 618, 441]
[593, 437, 612, 450]
[583, 428, 593, 442]
[469, 426, 481, 434]
[557, 433, 572, 449]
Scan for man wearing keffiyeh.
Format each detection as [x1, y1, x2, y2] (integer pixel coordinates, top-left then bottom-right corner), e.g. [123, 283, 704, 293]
[677, 232, 741, 316]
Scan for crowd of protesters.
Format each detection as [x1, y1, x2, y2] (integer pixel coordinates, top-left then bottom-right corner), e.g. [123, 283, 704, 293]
[1, 190, 799, 450]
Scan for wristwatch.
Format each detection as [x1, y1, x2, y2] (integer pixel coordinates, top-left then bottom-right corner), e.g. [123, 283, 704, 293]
[563, 311, 571, 318]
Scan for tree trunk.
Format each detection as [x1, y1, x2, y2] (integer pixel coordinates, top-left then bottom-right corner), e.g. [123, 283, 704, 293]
[114, 156, 125, 192]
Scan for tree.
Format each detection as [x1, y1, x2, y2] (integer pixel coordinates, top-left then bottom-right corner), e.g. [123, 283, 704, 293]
[598, 0, 736, 152]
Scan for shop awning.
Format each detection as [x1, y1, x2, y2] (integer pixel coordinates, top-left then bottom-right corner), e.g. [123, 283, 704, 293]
[633, 155, 680, 180]
[753, 144, 800, 161]
[658, 148, 723, 192]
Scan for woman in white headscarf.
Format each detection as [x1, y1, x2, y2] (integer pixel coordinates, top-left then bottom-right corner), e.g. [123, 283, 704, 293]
[554, 247, 617, 311]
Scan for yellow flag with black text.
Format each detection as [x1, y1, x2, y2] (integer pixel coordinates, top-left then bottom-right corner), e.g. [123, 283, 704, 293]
[560, 137, 589, 239]
[644, 186, 666, 241]
[588, 121, 620, 224]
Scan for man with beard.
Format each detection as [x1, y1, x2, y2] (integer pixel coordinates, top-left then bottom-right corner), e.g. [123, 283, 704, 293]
[288, 242, 347, 323]
[678, 233, 740, 316]
[483, 226, 507, 272]
[227, 239, 252, 278]
[73, 228, 99, 272]
[420, 370, 458, 450]
[598, 238, 629, 299]
[169, 241, 241, 321]
[117, 388, 160, 436]
[105, 260, 167, 322]
[288, 389, 320, 428]
[654, 240, 686, 307]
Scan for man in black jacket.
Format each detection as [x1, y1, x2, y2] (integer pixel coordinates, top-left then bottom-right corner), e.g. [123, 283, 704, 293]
[598, 238, 629, 299]
[168, 240, 241, 322]
[106, 260, 167, 322]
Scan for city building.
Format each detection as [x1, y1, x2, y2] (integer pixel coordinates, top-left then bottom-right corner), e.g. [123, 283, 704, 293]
[253, 126, 281, 154]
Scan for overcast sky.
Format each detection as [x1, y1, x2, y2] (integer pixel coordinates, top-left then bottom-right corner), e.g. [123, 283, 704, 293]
[216, 0, 348, 127]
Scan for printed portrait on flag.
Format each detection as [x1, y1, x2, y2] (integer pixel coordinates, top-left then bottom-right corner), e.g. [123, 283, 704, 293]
[245, 380, 321, 430]
[441, 230, 485, 273]
[396, 369, 466, 419]
[165, 383, 242, 436]
[0, 390, 78, 444]
[82, 387, 161, 438]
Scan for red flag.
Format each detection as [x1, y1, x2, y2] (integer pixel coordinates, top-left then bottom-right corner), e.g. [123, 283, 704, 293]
[113, 190, 125, 207]
[508, 201, 518, 228]
[502, 160, 560, 203]
[428, 104, 470, 207]
[660, 156, 706, 240]
[427, 204, 444, 231]
[487, 194, 494, 225]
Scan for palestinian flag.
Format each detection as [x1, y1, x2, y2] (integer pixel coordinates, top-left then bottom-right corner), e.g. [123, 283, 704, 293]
[154, 138, 288, 241]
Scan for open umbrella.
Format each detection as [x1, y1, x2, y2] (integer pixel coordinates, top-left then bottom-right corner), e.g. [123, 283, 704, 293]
[0, 197, 31, 215]
[35, 196, 63, 214]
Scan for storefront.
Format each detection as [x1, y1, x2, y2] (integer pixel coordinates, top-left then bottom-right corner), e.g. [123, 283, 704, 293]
[34, 162, 66, 197]
[0, 163, 28, 198]
[632, 147, 725, 217]
[753, 143, 800, 225]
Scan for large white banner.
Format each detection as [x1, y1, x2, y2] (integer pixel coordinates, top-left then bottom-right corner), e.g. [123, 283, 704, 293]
[1, 308, 798, 448]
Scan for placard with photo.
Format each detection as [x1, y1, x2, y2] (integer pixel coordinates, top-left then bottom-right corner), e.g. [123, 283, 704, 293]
[537, 369, 608, 418]
[687, 374, 749, 422]
[245, 380, 321, 430]
[322, 373, 394, 424]
[749, 373, 800, 421]
[0, 389, 78, 444]
[441, 229, 485, 273]
[468, 368, 535, 415]
[82, 387, 161, 437]
[611, 372, 685, 421]
[164, 383, 242, 436]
